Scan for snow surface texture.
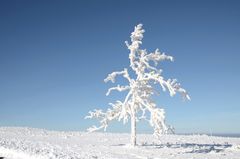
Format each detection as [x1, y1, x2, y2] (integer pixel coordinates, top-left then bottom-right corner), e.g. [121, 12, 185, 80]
[1, 127, 240, 159]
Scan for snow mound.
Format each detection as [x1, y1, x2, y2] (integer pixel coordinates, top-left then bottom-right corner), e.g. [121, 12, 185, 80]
[0, 127, 240, 159]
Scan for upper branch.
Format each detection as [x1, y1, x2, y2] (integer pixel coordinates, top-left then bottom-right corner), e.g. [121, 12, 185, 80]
[104, 68, 132, 83]
[125, 24, 145, 72]
[106, 84, 130, 96]
[145, 49, 173, 64]
[143, 73, 190, 100]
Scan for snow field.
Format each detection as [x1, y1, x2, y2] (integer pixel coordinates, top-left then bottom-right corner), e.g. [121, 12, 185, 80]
[1, 127, 240, 159]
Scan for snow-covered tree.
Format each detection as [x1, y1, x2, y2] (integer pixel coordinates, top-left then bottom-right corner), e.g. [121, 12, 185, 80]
[85, 24, 190, 146]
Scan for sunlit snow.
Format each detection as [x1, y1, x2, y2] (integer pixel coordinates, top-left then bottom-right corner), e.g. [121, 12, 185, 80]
[1, 127, 240, 159]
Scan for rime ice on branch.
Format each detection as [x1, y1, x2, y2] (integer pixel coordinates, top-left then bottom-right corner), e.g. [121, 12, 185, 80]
[85, 24, 190, 146]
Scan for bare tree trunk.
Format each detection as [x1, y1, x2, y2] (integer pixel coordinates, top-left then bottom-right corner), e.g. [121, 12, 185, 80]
[131, 112, 136, 146]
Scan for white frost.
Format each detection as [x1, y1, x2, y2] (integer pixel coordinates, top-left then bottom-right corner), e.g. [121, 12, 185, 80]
[86, 24, 190, 146]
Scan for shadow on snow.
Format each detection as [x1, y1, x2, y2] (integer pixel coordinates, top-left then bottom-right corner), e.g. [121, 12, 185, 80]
[112, 142, 232, 153]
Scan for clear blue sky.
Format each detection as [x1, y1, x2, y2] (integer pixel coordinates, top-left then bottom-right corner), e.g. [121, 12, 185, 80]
[0, 0, 240, 134]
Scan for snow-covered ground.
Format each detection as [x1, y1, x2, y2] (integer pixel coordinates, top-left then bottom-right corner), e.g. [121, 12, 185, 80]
[0, 127, 240, 159]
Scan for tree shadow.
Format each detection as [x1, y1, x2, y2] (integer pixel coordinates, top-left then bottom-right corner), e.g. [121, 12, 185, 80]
[140, 142, 232, 153]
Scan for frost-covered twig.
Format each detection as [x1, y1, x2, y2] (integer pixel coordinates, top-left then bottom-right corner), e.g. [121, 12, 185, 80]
[106, 85, 130, 96]
[85, 101, 124, 132]
[104, 68, 132, 83]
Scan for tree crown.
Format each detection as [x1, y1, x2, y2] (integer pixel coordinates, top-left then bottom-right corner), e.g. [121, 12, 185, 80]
[86, 24, 190, 137]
